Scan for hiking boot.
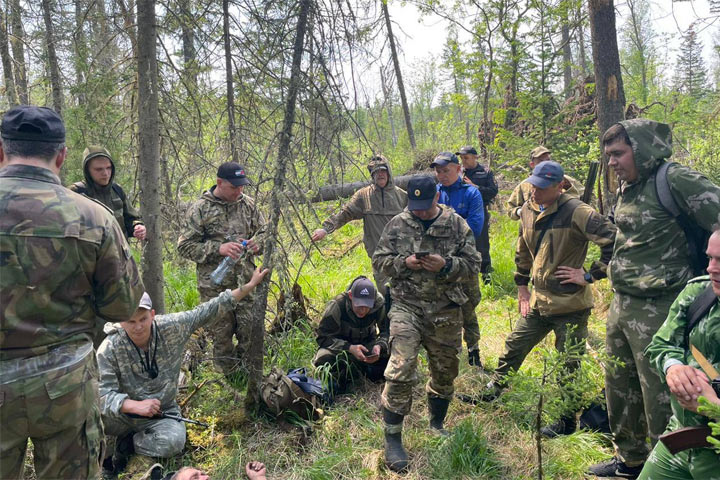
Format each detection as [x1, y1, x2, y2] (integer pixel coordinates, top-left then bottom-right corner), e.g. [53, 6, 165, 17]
[468, 349, 482, 367]
[383, 407, 408, 472]
[427, 395, 450, 435]
[111, 433, 135, 474]
[540, 415, 577, 438]
[587, 457, 644, 479]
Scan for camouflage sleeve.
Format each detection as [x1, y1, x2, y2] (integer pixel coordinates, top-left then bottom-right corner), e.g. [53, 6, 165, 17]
[97, 340, 128, 419]
[668, 165, 720, 231]
[160, 290, 235, 342]
[506, 183, 524, 220]
[316, 300, 351, 353]
[645, 281, 706, 378]
[440, 219, 482, 283]
[322, 190, 365, 234]
[177, 203, 221, 264]
[514, 213, 532, 286]
[576, 205, 617, 280]
[371, 218, 413, 280]
[94, 219, 144, 323]
[371, 300, 389, 356]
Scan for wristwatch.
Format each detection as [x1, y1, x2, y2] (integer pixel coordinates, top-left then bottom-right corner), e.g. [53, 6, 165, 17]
[583, 272, 594, 284]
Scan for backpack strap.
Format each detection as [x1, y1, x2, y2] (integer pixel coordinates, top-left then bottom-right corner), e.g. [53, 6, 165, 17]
[112, 183, 127, 202]
[72, 181, 88, 195]
[684, 284, 718, 348]
[655, 162, 681, 217]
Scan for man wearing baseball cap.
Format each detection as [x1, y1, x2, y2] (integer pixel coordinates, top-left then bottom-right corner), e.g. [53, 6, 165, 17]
[0, 105, 144, 479]
[312, 276, 389, 394]
[372, 175, 482, 472]
[98, 268, 269, 476]
[479, 161, 616, 439]
[506, 146, 583, 220]
[178, 162, 267, 375]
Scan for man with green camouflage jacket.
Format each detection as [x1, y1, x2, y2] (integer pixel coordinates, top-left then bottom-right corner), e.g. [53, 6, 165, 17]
[638, 230, 720, 479]
[177, 162, 267, 375]
[0, 106, 144, 480]
[588, 119, 720, 479]
[70, 145, 145, 240]
[372, 175, 482, 472]
[312, 155, 407, 289]
[98, 268, 268, 475]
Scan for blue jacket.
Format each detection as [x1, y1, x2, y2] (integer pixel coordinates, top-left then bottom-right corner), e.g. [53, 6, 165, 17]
[437, 178, 484, 237]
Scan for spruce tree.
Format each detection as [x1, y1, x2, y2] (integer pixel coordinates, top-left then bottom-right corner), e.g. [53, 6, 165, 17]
[675, 23, 708, 97]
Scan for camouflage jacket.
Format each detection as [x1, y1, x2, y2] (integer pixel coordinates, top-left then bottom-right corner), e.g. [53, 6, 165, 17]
[507, 175, 582, 220]
[515, 194, 616, 316]
[0, 165, 143, 373]
[177, 187, 267, 293]
[372, 205, 482, 311]
[609, 120, 720, 298]
[317, 291, 389, 356]
[69, 151, 142, 239]
[322, 158, 407, 258]
[646, 276, 719, 429]
[97, 291, 235, 419]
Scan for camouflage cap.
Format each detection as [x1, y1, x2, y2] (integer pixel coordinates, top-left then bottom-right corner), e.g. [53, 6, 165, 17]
[1, 105, 65, 142]
[368, 154, 389, 175]
[83, 145, 113, 164]
[530, 146, 551, 159]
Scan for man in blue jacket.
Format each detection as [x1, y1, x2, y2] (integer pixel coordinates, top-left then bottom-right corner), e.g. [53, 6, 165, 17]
[431, 152, 485, 367]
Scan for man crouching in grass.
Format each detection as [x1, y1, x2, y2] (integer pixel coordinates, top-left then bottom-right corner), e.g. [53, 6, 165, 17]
[97, 267, 269, 478]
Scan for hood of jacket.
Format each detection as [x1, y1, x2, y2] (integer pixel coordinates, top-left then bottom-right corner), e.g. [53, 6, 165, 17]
[82, 145, 116, 193]
[367, 155, 395, 188]
[619, 119, 673, 183]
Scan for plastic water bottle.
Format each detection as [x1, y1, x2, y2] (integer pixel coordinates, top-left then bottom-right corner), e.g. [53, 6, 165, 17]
[210, 240, 247, 285]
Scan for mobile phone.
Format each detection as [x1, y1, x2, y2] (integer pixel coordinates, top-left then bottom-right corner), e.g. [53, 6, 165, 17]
[415, 251, 429, 258]
[364, 353, 379, 361]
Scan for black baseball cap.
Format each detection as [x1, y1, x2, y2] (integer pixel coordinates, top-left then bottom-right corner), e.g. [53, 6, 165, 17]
[456, 146, 478, 155]
[407, 175, 437, 211]
[528, 161, 564, 188]
[430, 152, 460, 168]
[1, 105, 65, 143]
[350, 277, 376, 308]
[217, 162, 250, 186]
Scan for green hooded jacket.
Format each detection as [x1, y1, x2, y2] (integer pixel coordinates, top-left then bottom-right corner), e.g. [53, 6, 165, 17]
[609, 119, 720, 297]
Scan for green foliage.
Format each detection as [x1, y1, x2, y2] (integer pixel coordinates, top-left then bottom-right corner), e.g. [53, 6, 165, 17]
[697, 397, 720, 455]
[429, 417, 503, 478]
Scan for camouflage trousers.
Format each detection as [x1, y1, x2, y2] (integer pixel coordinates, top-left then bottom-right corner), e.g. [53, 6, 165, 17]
[638, 435, 719, 480]
[313, 347, 388, 394]
[199, 287, 252, 375]
[461, 277, 482, 351]
[606, 292, 674, 465]
[102, 406, 186, 458]
[382, 301, 462, 416]
[0, 354, 102, 480]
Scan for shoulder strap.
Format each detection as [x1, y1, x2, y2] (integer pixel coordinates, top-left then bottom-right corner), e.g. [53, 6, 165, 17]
[655, 162, 681, 218]
[684, 284, 718, 348]
[112, 183, 127, 202]
[72, 181, 88, 194]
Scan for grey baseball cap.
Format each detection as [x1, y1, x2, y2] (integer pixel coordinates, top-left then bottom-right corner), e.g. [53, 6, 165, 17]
[138, 292, 153, 310]
[350, 277, 376, 308]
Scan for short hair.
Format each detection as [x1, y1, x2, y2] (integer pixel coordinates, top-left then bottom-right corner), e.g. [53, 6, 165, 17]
[2, 139, 65, 162]
[601, 124, 631, 147]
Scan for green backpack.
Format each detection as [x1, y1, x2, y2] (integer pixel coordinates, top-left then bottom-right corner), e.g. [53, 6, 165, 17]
[260, 368, 323, 420]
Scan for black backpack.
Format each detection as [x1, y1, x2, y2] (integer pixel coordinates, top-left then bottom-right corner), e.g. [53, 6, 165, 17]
[654, 162, 711, 277]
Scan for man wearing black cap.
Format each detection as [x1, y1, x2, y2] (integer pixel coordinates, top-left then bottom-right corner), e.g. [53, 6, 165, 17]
[372, 175, 482, 472]
[0, 105, 144, 479]
[457, 145, 498, 280]
[312, 276, 389, 394]
[478, 161, 615, 439]
[177, 162, 267, 375]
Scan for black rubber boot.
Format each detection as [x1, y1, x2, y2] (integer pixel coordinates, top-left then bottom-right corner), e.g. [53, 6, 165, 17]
[383, 407, 408, 473]
[111, 433, 135, 475]
[540, 415, 577, 438]
[428, 395, 450, 435]
[468, 349, 482, 367]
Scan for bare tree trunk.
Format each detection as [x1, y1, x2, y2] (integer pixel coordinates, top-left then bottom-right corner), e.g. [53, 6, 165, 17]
[9, 0, 27, 104]
[41, 0, 63, 115]
[589, 0, 626, 213]
[178, 0, 197, 90]
[380, 65, 397, 147]
[73, 0, 87, 104]
[381, 1, 416, 150]
[246, 0, 311, 410]
[93, 0, 114, 71]
[562, 22, 572, 99]
[223, 0, 239, 162]
[577, 5, 588, 76]
[0, 6, 17, 105]
[137, 0, 165, 314]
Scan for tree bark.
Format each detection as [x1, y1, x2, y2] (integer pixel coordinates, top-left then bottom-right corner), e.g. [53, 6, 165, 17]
[137, 0, 165, 314]
[246, 0, 312, 410]
[41, 0, 63, 115]
[223, 0, 239, 163]
[178, 0, 197, 90]
[577, 4, 588, 75]
[0, 7, 17, 105]
[73, 0, 88, 104]
[381, 1, 416, 150]
[589, 0, 626, 213]
[562, 22, 572, 99]
[9, 0, 27, 104]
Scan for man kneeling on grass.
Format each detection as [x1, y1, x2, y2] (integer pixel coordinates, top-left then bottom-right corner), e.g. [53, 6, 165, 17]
[97, 267, 269, 477]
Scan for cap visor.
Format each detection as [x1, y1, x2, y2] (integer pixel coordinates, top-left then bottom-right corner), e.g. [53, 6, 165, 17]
[527, 175, 554, 189]
[227, 177, 250, 186]
[430, 160, 449, 167]
[408, 198, 434, 211]
[352, 297, 375, 308]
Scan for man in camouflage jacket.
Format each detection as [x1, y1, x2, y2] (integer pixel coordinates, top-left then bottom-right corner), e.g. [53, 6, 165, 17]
[312, 155, 407, 289]
[0, 106, 144, 480]
[588, 119, 720, 478]
[97, 268, 267, 473]
[313, 276, 389, 393]
[638, 230, 720, 479]
[177, 162, 267, 375]
[372, 175, 482, 472]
